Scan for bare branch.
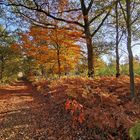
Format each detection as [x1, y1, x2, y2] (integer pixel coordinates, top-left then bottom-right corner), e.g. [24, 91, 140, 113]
[87, 0, 94, 12]
[4, 2, 84, 27]
[91, 9, 111, 37]
[119, 1, 127, 22]
[89, 10, 105, 24]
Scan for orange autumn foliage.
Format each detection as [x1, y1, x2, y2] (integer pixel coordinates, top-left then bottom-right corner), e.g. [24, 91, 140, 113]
[32, 76, 140, 139]
[19, 26, 82, 75]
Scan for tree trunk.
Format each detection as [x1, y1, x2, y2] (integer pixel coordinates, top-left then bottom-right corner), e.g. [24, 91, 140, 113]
[115, 1, 120, 78]
[85, 28, 94, 77]
[126, 0, 135, 97]
[80, 0, 94, 77]
[56, 45, 61, 78]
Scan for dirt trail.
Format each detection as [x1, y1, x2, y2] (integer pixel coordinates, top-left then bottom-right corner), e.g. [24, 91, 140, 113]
[0, 82, 71, 140]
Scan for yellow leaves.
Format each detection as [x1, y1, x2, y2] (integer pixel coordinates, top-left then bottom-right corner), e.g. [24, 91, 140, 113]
[94, 58, 106, 71]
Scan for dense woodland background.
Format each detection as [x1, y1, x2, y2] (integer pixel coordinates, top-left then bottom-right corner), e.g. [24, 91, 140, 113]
[0, 0, 140, 139]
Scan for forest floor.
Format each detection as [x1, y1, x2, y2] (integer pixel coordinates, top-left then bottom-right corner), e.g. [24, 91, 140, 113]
[0, 81, 72, 140]
[0, 76, 140, 140]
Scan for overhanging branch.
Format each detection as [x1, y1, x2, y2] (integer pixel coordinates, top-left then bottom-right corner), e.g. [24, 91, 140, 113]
[91, 9, 111, 37]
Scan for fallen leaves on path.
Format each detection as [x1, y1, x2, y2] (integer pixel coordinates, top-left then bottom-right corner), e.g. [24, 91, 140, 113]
[0, 76, 140, 139]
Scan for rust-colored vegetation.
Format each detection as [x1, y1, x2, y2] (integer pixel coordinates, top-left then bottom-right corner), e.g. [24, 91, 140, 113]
[33, 76, 140, 139]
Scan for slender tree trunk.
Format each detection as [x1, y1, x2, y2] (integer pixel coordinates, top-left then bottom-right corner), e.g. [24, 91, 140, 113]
[126, 0, 135, 97]
[115, 1, 120, 78]
[56, 45, 61, 78]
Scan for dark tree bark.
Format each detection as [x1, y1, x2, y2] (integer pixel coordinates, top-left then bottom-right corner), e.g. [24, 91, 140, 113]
[115, 1, 120, 78]
[86, 33, 94, 77]
[80, 0, 94, 77]
[79, 0, 112, 77]
[126, 0, 135, 97]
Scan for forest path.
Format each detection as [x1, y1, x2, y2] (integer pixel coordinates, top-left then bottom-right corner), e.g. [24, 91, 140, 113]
[0, 81, 70, 140]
